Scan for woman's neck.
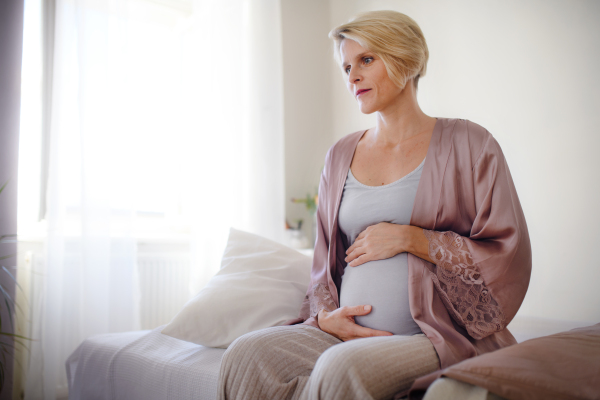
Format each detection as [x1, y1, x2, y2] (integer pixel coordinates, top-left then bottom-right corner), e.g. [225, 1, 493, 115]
[372, 80, 434, 148]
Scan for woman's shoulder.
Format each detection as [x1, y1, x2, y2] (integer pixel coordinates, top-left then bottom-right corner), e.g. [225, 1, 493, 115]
[444, 117, 500, 164]
[447, 117, 492, 142]
[324, 129, 366, 165]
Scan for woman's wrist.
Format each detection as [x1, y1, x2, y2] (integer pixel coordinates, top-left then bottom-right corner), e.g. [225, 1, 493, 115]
[402, 225, 434, 263]
[316, 309, 323, 325]
[396, 225, 415, 254]
[317, 309, 329, 333]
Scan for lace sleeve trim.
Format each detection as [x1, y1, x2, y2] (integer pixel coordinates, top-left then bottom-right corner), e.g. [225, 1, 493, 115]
[423, 229, 506, 340]
[299, 282, 337, 320]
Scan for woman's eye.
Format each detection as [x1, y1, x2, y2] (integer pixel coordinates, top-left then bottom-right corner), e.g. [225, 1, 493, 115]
[345, 57, 373, 74]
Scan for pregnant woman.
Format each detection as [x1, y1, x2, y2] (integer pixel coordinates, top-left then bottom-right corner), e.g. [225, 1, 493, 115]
[217, 10, 531, 400]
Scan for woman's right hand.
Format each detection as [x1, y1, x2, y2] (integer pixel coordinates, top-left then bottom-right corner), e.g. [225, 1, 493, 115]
[317, 305, 394, 341]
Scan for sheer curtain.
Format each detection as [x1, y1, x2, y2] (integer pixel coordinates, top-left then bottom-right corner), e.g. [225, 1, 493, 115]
[25, 0, 285, 398]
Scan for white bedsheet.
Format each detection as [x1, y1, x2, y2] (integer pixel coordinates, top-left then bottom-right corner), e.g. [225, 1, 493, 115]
[65, 317, 594, 400]
[66, 324, 226, 400]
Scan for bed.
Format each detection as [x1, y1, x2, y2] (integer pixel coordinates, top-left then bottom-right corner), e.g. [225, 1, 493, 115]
[66, 325, 225, 399]
[65, 316, 597, 400]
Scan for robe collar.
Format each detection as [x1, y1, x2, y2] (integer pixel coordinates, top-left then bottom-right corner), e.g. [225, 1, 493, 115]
[329, 117, 450, 235]
[325, 117, 452, 303]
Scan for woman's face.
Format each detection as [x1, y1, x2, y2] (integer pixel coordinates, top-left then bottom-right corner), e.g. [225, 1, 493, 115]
[339, 38, 403, 115]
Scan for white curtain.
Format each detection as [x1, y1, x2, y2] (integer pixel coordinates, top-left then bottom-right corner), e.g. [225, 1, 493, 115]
[25, 0, 285, 398]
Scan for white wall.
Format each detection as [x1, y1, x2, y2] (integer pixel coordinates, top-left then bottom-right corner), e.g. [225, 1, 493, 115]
[282, 0, 600, 323]
[281, 0, 333, 243]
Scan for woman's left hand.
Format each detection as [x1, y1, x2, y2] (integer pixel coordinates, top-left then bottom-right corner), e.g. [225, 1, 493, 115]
[345, 222, 410, 267]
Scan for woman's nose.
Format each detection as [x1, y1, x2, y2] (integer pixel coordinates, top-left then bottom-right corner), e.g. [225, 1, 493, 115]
[348, 71, 360, 84]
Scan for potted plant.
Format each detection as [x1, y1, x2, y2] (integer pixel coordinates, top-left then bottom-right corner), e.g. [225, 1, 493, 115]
[0, 181, 34, 393]
[289, 188, 319, 248]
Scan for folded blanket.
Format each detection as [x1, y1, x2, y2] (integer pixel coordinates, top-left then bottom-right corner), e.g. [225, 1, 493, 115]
[409, 323, 600, 400]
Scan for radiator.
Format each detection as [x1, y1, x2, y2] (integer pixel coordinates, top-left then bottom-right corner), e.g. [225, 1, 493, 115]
[17, 240, 193, 332]
[137, 253, 192, 330]
[15, 240, 193, 399]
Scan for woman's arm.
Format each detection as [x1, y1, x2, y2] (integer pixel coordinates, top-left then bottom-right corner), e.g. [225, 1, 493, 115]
[344, 223, 432, 266]
[298, 150, 337, 328]
[345, 133, 532, 341]
[343, 221, 513, 340]
[403, 227, 506, 340]
[402, 225, 433, 264]
[299, 146, 396, 340]
[411, 133, 530, 340]
[317, 306, 393, 341]
[344, 219, 509, 341]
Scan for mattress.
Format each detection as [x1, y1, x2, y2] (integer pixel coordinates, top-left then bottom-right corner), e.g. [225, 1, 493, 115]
[66, 324, 226, 400]
[65, 317, 594, 400]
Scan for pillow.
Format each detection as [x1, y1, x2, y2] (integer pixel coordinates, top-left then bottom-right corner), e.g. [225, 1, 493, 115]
[161, 227, 312, 348]
[412, 323, 600, 400]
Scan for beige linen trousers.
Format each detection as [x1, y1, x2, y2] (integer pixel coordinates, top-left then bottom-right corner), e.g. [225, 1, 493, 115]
[216, 324, 439, 400]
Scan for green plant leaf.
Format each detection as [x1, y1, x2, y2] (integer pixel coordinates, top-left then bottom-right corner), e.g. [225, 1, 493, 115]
[0, 285, 14, 333]
[6, 265, 45, 277]
[0, 180, 8, 196]
[0, 339, 28, 359]
[0, 332, 34, 342]
[0, 254, 16, 262]
[1, 343, 26, 377]
[0, 281, 26, 320]
[0, 340, 32, 382]
[0, 234, 17, 244]
[1, 266, 28, 306]
[0, 338, 30, 357]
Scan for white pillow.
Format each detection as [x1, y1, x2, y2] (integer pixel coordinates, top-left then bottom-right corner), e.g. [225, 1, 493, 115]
[161, 227, 312, 348]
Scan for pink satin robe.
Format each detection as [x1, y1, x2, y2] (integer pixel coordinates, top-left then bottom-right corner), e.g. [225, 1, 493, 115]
[284, 117, 532, 371]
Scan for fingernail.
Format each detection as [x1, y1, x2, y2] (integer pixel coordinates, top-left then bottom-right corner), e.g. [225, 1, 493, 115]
[364, 305, 371, 311]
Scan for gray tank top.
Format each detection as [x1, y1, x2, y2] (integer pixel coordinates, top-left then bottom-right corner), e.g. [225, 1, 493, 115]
[338, 157, 425, 336]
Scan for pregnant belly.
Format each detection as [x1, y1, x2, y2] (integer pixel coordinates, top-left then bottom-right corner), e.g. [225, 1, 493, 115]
[339, 252, 422, 336]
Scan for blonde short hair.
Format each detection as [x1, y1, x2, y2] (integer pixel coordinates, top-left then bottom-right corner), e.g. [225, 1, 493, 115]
[329, 10, 429, 90]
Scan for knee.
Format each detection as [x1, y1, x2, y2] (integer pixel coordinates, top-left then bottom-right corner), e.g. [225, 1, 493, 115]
[308, 342, 364, 397]
[218, 326, 295, 400]
[315, 340, 368, 376]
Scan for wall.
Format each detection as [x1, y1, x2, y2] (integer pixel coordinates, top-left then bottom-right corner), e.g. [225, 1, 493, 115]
[283, 0, 600, 323]
[0, 0, 25, 398]
[281, 0, 334, 244]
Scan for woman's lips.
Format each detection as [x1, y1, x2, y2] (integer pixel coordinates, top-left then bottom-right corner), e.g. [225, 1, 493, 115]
[357, 89, 371, 97]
